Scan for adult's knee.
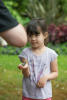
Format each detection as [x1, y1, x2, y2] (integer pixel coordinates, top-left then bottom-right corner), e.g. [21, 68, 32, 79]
[0, 24, 27, 47]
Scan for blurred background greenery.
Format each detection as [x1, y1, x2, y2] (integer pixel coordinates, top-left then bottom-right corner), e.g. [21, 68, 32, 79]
[0, 0, 67, 55]
[0, 0, 67, 100]
[3, 0, 67, 25]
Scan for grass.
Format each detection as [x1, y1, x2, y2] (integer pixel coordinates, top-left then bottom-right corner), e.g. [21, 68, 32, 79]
[0, 55, 22, 100]
[57, 55, 67, 81]
[0, 54, 67, 100]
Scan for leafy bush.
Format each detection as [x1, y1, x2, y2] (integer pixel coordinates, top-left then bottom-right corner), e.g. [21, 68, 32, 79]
[0, 43, 67, 55]
[48, 24, 67, 44]
[48, 42, 67, 55]
[3, 1, 30, 25]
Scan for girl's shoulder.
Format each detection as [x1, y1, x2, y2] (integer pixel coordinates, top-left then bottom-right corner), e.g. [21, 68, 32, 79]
[22, 47, 31, 52]
[47, 47, 57, 54]
[18, 47, 31, 59]
[47, 47, 58, 62]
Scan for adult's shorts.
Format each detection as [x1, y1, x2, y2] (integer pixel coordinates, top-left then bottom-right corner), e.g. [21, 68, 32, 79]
[0, 0, 18, 33]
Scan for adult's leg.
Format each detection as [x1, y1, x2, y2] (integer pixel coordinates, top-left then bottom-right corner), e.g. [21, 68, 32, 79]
[0, 24, 27, 47]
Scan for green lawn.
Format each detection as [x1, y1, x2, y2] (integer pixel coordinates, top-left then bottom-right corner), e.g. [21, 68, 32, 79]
[0, 55, 22, 100]
[0, 54, 67, 100]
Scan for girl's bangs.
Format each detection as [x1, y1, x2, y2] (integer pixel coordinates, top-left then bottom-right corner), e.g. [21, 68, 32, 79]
[27, 26, 40, 36]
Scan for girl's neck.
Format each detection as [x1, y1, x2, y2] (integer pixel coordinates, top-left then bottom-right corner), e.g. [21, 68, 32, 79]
[31, 45, 47, 55]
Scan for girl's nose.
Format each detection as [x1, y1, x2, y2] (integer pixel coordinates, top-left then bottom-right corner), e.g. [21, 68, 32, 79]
[31, 35, 36, 40]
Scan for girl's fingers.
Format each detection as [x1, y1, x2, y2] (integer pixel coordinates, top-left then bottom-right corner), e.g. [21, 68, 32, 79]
[36, 81, 44, 88]
[18, 64, 23, 70]
[36, 82, 41, 88]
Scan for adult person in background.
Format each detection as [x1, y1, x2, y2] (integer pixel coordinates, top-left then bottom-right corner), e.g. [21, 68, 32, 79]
[0, 0, 27, 47]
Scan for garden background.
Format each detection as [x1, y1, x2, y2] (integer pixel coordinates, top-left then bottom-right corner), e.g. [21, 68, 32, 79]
[0, 0, 67, 100]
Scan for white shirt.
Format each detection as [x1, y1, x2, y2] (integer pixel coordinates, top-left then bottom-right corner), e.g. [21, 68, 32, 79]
[19, 47, 58, 99]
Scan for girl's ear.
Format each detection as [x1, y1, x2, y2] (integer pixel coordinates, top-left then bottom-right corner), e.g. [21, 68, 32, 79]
[44, 32, 48, 39]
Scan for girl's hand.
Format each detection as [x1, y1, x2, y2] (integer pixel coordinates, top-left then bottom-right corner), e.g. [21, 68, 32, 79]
[18, 64, 23, 70]
[36, 76, 48, 88]
[18, 64, 30, 77]
[18, 63, 28, 70]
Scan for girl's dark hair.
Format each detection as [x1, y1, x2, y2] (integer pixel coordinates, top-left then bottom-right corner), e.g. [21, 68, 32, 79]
[26, 18, 48, 45]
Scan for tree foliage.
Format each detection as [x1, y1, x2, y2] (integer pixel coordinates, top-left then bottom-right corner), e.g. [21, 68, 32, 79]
[3, 0, 30, 25]
[3, 0, 67, 25]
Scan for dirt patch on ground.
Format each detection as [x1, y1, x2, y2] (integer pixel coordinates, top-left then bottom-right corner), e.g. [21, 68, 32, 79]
[0, 80, 67, 100]
[52, 81, 67, 100]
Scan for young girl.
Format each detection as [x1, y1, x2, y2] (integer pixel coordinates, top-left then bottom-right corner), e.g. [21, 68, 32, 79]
[18, 19, 58, 100]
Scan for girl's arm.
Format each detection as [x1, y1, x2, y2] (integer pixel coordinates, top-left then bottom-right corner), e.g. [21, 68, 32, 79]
[46, 58, 58, 80]
[18, 64, 30, 77]
[22, 64, 30, 77]
[36, 58, 58, 88]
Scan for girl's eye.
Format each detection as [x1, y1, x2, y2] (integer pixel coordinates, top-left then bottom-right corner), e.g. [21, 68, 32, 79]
[36, 34, 40, 36]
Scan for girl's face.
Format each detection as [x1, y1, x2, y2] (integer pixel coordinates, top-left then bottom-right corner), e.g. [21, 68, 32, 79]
[28, 32, 45, 49]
